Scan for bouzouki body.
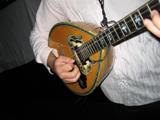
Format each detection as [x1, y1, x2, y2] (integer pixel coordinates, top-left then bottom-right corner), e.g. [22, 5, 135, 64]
[48, 22, 114, 96]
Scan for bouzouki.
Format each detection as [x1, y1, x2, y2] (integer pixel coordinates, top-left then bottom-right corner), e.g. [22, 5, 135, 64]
[48, 0, 160, 96]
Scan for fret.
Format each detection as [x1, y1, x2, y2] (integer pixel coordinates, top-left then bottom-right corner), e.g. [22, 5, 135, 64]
[98, 35, 105, 48]
[125, 16, 137, 32]
[90, 40, 97, 54]
[95, 40, 102, 51]
[149, 0, 159, 11]
[83, 43, 89, 59]
[88, 40, 95, 55]
[81, 51, 85, 61]
[94, 39, 99, 53]
[130, 15, 138, 29]
[109, 27, 119, 43]
[124, 19, 131, 33]
[98, 39, 103, 50]
[139, 4, 151, 19]
[119, 19, 130, 36]
[86, 43, 91, 58]
[117, 22, 125, 37]
[112, 27, 119, 40]
[78, 46, 85, 61]
[95, 39, 101, 51]
[91, 40, 97, 54]
[86, 41, 92, 56]
[113, 23, 124, 40]
[84, 43, 90, 59]
[146, 3, 152, 13]
[101, 30, 110, 45]
[137, 9, 144, 23]
[103, 32, 111, 46]
[113, 25, 120, 40]
[107, 29, 115, 44]
[99, 39, 105, 49]
[100, 38, 106, 48]
[89, 34, 110, 55]
[131, 11, 143, 29]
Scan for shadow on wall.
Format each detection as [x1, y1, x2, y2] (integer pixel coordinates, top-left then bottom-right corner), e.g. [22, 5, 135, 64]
[0, 0, 16, 10]
[0, 0, 41, 73]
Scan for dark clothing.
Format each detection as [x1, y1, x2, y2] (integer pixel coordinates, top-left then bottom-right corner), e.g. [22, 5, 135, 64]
[0, 60, 112, 119]
[0, 60, 160, 120]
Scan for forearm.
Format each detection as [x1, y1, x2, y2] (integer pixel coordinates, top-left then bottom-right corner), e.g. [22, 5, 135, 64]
[47, 50, 58, 73]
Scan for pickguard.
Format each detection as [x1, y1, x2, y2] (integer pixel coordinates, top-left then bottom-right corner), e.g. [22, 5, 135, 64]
[68, 35, 92, 75]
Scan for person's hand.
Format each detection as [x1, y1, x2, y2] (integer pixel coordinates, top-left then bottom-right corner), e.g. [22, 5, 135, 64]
[48, 53, 81, 83]
[143, 10, 160, 38]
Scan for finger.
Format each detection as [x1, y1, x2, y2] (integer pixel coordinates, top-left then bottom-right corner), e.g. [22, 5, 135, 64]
[60, 66, 80, 82]
[151, 10, 160, 30]
[61, 63, 75, 72]
[58, 56, 75, 64]
[65, 71, 81, 83]
[143, 19, 160, 37]
[62, 65, 80, 79]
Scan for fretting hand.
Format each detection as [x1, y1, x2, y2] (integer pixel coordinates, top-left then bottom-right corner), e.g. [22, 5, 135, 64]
[144, 10, 160, 38]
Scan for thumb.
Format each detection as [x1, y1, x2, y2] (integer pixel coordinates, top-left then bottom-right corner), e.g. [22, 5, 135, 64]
[58, 56, 75, 64]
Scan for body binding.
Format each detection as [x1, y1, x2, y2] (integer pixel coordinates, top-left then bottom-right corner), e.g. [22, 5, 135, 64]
[48, 22, 114, 96]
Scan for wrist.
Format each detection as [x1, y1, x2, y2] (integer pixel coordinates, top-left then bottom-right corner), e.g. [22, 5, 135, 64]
[47, 51, 57, 71]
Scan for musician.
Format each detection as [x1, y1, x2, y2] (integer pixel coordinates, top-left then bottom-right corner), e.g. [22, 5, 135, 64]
[30, 0, 160, 118]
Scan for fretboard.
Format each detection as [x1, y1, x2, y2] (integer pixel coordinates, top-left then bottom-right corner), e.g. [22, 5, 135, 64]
[77, 0, 160, 62]
[102, 0, 160, 46]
